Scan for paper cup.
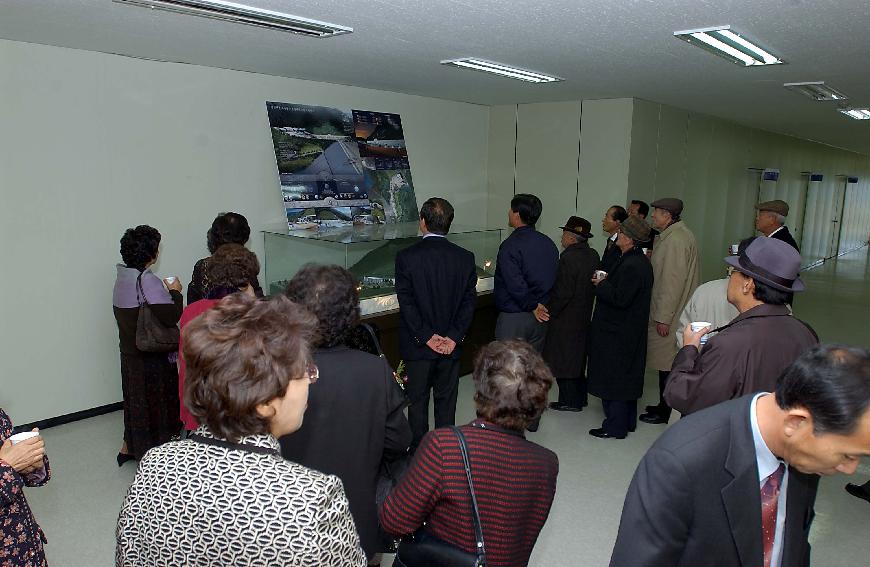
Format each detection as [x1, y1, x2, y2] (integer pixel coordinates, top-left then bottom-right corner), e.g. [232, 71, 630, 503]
[691, 321, 712, 346]
[729, 244, 739, 255]
[165, 276, 177, 284]
[9, 431, 39, 444]
[594, 270, 607, 280]
[641, 248, 649, 255]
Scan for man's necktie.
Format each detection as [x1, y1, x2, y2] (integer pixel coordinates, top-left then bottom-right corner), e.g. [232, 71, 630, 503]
[761, 463, 786, 567]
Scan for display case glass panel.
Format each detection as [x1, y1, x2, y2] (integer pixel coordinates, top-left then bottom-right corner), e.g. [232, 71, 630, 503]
[262, 222, 502, 314]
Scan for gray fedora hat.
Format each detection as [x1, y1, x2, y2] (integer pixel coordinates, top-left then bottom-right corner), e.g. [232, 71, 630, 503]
[724, 237, 805, 292]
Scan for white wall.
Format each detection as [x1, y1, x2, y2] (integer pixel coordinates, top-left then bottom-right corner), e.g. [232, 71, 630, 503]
[0, 39, 490, 423]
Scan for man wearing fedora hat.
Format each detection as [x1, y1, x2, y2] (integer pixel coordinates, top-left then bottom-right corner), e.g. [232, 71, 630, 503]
[587, 216, 654, 438]
[756, 200, 800, 252]
[664, 237, 818, 415]
[535, 216, 600, 412]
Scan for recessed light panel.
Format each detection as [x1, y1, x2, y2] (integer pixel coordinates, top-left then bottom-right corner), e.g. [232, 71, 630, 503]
[674, 26, 783, 67]
[441, 58, 563, 83]
[839, 108, 870, 120]
[783, 82, 848, 101]
[113, 0, 353, 37]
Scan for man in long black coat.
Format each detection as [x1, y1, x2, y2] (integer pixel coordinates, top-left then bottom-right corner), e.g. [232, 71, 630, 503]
[587, 216, 654, 439]
[536, 216, 600, 411]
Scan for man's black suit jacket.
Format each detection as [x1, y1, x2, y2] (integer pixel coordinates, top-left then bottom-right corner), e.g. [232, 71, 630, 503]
[610, 395, 819, 567]
[395, 235, 477, 361]
[770, 226, 800, 252]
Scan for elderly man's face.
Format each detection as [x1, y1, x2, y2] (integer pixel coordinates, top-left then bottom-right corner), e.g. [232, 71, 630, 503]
[756, 210, 776, 233]
[561, 230, 577, 249]
[650, 207, 671, 231]
[602, 208, 620, 234]
[628, 203, 644, 218]
[781, 408, 870, 476]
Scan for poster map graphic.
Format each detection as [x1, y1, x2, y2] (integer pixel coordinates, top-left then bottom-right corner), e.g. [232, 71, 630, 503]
[266, 102, 419, 229]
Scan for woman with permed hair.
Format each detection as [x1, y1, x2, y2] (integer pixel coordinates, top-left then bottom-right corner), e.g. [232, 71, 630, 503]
[177, 243, 260, 431]
[112, 225, 183, 465]
[187, 212, 263, 303]
[281, 264, 411, 564]
[380, 340, 559, 567]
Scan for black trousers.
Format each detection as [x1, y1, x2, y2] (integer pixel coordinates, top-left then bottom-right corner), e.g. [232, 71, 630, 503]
[651, 370, 673, 420]
[405, 358, 461, 449]
[602, 399, 638, 437]
[556, 378, 587, 408]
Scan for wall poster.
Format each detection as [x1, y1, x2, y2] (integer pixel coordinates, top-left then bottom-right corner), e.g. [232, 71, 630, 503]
[266, 102, 419, 229]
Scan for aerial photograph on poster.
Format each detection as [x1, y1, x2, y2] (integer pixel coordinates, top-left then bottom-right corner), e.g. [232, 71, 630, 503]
[266, 102, 418, 229]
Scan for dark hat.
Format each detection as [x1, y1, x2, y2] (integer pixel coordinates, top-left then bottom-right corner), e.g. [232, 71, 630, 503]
[650, 197, 684, 217]
[724, 237, 805, 292]
[559, 216, 594, 239]
[620, 215, 652, 243]
[755, 199, 789, 217]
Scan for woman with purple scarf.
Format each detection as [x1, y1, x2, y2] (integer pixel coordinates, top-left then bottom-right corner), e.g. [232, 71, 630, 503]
[113, 225, 183, 466]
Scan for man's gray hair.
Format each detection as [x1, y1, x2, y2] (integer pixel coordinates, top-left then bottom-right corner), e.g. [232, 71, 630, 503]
[773, 213, 786, 226]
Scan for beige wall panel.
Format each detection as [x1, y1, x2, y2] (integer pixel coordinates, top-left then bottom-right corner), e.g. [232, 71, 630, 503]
[577, 98, 634, 256]
[486, 105, 518, 230]
[514, 101, 583, 244]
[652, 105, 689, 199]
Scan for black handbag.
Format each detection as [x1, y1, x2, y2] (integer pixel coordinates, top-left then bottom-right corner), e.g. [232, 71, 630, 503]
[393, 426, 487, 567]
[135, 273, 180, 353]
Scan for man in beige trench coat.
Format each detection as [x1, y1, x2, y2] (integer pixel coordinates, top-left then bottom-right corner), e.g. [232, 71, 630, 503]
[639, 197, 700, 425]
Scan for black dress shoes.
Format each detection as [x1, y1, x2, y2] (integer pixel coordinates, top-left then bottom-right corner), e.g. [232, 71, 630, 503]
[845, 483, 870, 503]
[588, 428, 626, 440]
[644, 404, 658, 414]
[549, 402, 582, 412]
[639, 412, 669, 425]
[117, 452, 136, 467]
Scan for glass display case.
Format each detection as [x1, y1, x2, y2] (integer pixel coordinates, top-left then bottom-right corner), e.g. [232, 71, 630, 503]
[262, 222, 503, 315]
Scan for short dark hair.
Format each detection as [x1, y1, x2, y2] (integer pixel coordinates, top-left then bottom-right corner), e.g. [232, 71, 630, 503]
[284, 264, 360, 348]
[631, 200, 649, 218]
[776, 345, 870, 435]
[183, 294, 316, 442]
[752, 279, 791, 305]
[511, 194, 543, 226]
[420, 198, 454, 235]
[608, 205, 629, 223]
[120, 225, 161, 271]
[473, 340, 554, 430]
[206, 243, 260, 291]
[207, 212, 251, 254]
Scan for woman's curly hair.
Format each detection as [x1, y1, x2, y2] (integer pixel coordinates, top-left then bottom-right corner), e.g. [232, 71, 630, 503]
[473, 340, 554, 431]
[284, 264, 360, 348]
[120, 225, 161, 271]
[205, 244, 260, 291]
[183, 294, 316, 442]
[207, 212, 251, 254]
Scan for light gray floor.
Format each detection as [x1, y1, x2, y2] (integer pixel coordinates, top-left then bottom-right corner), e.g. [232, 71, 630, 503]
[23, 247, 870, 566]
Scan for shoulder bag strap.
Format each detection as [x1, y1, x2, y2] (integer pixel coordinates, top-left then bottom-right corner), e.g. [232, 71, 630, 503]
[451, 426, 487, 566]
[136, 272, 149, 306]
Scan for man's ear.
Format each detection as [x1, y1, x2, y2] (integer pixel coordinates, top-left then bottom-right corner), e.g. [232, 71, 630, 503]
[783, 406, 813, 438]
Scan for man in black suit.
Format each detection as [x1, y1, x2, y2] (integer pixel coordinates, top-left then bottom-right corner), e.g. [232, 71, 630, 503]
[611, 345, 870, 567]
[756, 199, 800, 251]
[600, 205, 629, 271]
[395, 197, 477, 449]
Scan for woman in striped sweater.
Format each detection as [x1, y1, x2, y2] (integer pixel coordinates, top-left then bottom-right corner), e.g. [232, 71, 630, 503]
[380, 340, 559, 567]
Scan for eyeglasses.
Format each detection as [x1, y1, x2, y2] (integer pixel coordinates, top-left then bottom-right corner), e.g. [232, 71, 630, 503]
[306, 363, 319, 384]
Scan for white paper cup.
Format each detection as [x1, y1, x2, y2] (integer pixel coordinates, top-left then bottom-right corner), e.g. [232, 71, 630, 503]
[164, 276, 177, 284]
[729, 244, 739, 255]
[691, 321, 712, 346]
[641, 248, 649, 255]
[9, 431, 39, 444]
[594, 270, 607, 280]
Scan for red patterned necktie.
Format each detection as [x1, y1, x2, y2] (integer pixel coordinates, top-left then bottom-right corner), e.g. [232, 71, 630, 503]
[761, 463, 786, 567]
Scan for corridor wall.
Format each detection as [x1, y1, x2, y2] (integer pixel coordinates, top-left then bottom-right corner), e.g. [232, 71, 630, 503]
[0, 39, 491, 424]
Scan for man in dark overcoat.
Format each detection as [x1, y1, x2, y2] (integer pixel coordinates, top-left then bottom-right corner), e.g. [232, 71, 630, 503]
[587, 215, 654, 439]
[535, 216, 600, 411]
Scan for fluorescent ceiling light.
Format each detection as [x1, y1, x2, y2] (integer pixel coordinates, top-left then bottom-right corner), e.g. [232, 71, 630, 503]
[113, 0, 352, 37]
[783, 82, 848, 101]
[839, 108, 870, 120]
[441, 58, 563, 83]
[674, 26, 783, 67]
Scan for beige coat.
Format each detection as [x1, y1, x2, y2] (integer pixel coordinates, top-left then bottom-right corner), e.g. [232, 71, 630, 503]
[646, 220, 700, 370]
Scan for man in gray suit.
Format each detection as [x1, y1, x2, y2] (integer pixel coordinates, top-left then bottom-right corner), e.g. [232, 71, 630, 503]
[611, 345, 870, 567]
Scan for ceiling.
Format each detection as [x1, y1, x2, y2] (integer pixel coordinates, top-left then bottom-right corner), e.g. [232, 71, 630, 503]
[2, 0, 870, 154]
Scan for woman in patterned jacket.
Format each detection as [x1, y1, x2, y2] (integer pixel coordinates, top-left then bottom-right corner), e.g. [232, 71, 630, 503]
[115, 294, 366, 567]
[1, 408, 51, 566]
